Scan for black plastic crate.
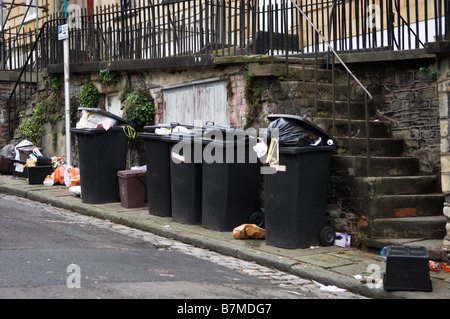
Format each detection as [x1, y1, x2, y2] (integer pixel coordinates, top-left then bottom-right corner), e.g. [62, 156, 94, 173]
[27, 165, 53, 185]
[383, 245, 432, 292]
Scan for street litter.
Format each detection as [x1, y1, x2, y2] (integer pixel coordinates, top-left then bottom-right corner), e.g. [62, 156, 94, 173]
[311, 280, 347, 292]
[69, 186, 81, 197]
[233, 224, 265, 239]
[354, 274, 383, 287]
[442, 262, 450, 272]
[429, 260, 440, 271]
[43, 157, 80, 188]
[334, 232, 351, 248]
[429, 260, 450, 272]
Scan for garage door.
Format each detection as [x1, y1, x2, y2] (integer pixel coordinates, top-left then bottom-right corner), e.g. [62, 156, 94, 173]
[163, 78, 229, 126]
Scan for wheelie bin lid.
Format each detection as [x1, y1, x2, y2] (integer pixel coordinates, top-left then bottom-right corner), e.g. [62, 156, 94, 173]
[139, 123, 198, 141]
[78, 107, 135, 127]
[70, 108, 135, 134]
[266, 114, 339, 151]
[200, 121, 253, 146]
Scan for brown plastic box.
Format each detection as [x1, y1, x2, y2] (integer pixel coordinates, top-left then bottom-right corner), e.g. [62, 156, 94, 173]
[117, 169, 147, 208]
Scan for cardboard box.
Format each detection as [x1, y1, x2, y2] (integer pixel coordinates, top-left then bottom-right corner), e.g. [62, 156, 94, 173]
[334, 232, 351, 248]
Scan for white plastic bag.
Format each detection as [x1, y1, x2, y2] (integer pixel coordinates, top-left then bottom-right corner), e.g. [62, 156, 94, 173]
[76, 110, 118, 130]
[253, 140, 268, 158]
[69, 186, 81, 197]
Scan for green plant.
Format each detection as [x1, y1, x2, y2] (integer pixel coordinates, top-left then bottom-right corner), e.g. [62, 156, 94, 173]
[120, 88, 155, 129]
[18, 81, 65, 146]
[419, 66, 437, 80]
[46, 74, 62, 91]
[17, 114, 45, 146]
[99, 69, 120, 87]
[243, 72, 265, 129]
[80, 81, 100, 108]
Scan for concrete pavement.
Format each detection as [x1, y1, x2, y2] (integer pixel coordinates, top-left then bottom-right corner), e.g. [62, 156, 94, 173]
[0, 174, 449, 299]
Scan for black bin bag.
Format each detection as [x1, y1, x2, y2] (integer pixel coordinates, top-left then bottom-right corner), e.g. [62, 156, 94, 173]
[266, 116, 326, 147]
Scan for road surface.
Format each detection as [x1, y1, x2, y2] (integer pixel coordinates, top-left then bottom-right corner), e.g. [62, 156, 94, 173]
[0, 193, 366, 303]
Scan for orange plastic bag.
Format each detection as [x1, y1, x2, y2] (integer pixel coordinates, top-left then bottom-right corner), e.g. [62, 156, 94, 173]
[53, 164, 66, 185]
[442, 262, 450, 272]
[65, 166, 80, 187]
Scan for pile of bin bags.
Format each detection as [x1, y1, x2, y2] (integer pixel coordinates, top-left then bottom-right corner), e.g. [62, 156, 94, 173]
[0, 140, 81, 194]
[0, 140, 49, 176]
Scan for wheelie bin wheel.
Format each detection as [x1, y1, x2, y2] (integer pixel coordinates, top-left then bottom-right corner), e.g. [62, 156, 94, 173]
[249, 211, 265, 229]
[320, 226, 335, 246]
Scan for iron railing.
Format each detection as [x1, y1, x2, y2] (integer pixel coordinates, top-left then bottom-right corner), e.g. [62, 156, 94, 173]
[2, 0, 447, 70]
[33, 0, 447, 67]
[1, 28, 38, 71]
[4, 0, 448, 176]
[5, 22, 48, 142]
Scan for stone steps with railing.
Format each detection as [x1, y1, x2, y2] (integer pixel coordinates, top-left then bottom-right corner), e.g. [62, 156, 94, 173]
[257, 59, 446, 251]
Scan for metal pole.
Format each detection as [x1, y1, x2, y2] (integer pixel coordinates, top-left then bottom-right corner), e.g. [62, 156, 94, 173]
[35, 0, 38, 37]
[64, 0, 71, 166]
[1, 0, 4, 70]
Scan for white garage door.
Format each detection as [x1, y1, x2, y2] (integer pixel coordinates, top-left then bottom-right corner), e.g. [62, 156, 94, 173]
[163, 78, 229, 126]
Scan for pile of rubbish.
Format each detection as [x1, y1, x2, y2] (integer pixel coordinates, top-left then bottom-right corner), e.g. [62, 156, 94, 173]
[0, 140, 81, 197]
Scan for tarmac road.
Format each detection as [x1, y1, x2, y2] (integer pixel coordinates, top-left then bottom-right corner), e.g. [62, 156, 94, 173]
[0, 194, 367, 301]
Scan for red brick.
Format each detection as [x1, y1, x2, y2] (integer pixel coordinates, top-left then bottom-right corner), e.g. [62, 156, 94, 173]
[394, 207, 417, 217]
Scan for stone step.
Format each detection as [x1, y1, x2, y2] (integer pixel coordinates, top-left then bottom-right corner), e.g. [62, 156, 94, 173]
[314, 118, 393, 138]
[280, 81, 365, 102]
[368, 215, 447, 240]
[355, 194, 444, 220]
[353, 176, 441, 196]
[288, 99, 377, 120]
[335, 137, 404, 157]
[332, 155, 421, 177]
[249, 62, 331, 82]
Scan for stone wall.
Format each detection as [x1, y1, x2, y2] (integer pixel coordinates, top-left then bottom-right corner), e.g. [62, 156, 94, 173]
[430, 50, 450, 255]
[350, 58, 440, 175]
[0, 79, 17, 147]
[8, 54, 442, 246]
[252, 56, 441, 241]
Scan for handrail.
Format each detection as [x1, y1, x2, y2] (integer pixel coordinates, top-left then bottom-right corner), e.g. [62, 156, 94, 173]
[290, 0, 373, 176]
[6, 19, 54, 141]
[290, 0, 372, 100]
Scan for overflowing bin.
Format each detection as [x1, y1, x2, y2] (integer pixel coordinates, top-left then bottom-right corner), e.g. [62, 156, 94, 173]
[199, 122, 260, 231]
[264, 114, 338, 249]
[70, 108, 134, 204]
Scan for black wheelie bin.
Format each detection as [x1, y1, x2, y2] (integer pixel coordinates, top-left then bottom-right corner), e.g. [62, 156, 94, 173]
[199, 122, 260, 231]
[137, 123, 193, 217]
[263, 114, 338, 249]
[70, 108, 135, 204]
[162, 126, 203, 225]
